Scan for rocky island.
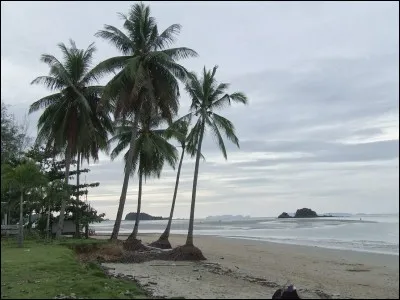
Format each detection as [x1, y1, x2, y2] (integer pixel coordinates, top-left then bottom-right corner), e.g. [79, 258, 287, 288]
[124, 212, 164, 221]
[278, 208, 319, 218]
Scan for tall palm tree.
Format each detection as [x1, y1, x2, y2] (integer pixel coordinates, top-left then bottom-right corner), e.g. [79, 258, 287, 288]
[73, 91, 114, 237]
[149, 119, 200, 249]
[92, 3, 198, 240]
[174, 66, 248, 258]
[109, 114, 178, 248]
[29, 40, 105, 238]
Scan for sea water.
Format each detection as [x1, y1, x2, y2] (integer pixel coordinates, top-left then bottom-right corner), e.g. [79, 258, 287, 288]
[91, 214, 399, 255]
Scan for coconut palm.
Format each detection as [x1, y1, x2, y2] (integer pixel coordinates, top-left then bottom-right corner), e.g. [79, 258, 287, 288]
[109, 114, 178, 248]
[1, 160, 47, 247]
[149, 119, 195, 249]
[73, 91, 114, 237]
[174, 66, 248, 258]
[92, 3, 198, 240]
[29, 40, 106, 238]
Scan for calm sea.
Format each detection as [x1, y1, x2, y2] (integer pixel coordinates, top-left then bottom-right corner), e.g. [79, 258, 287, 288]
[91, 214, 399, 255]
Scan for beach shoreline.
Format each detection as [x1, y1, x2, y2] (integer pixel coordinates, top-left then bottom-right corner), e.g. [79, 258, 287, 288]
[95, 233, 399, 299]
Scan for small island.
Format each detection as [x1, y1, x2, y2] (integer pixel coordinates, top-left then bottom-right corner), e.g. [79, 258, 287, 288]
[125, 212, 164, 221]
[278, 208, 319, 218]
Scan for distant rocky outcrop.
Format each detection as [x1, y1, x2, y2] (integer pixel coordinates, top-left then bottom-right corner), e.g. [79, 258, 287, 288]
[278, 212, 291, 218]
[124, 212, 163, 221]
[294, 208, 318, 218]
[278, 208, 319, 218]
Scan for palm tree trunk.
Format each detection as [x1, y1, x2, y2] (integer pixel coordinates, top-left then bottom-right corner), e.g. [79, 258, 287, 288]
[46, 204, 51, 239]
[18, 190, 24, 248]
[110, 112, 140, 241]
[129, 171, 143, 240]
[186, 122, 205, 246]
[56, 145, 72, 238]
[159, 147, 185, 240]
[28, 210, 33, 232]
[75, 152, 81, 238]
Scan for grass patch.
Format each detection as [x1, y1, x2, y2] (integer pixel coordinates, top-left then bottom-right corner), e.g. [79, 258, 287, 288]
[1, 238, 147, 299]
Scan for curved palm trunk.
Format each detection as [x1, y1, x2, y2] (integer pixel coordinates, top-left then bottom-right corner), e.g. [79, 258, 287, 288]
[128, 171, 143, 240]
[18, 190, 24, 248]
[75, 152, 81, 238]
[159, 147, 185, 240]
[56, 145, 72, 238]
[110, 112, 140, 241]
[186, 122, 205, 246]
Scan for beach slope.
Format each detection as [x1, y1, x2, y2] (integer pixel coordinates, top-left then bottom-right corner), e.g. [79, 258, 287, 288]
[98, 234, 399, 299]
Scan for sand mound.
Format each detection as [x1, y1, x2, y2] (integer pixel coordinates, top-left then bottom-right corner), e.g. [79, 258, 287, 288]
[163, 245, 206, 261]
[148, 238, 172, 249]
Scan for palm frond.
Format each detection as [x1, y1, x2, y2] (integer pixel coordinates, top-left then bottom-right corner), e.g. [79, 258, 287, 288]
[153, 24, 182, 50]
[29, 92, 63, 113]
[31, 76, 66, 91]
[95, 25, 134, 55]
[160, 47, 198, 60]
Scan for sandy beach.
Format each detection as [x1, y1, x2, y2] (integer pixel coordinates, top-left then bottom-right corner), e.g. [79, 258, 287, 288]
[95, 234, 399, 299]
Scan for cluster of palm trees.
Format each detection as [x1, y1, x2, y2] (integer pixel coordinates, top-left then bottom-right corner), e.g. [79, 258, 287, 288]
[30, 3, 247, 254]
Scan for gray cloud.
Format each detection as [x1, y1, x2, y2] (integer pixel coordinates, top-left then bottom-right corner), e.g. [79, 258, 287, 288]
[1, 1, 398, 218]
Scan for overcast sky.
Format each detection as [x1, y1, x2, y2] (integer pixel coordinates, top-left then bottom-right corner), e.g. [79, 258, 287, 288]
[1, 1, 399, 219]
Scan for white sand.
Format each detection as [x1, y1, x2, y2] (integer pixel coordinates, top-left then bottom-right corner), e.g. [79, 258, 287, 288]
[97, 234, 399, 299]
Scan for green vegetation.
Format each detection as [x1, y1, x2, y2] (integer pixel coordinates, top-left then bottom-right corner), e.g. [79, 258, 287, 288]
[92, 3, 198, 240]
[1, 7, 249, 298]
[1, 1, 250, 298]
[110, 115, 178, 245]
[1, 161, 48, 247]
[178, 66, 248, 250]
[150, 120, 193, 249]
[29, 40, 113, 239]
[1, 238, 146, 299]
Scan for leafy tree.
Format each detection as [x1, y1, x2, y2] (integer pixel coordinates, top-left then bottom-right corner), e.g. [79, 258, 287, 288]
[93, 3, 197, 240]
[176, 66, 248, 258]
[109, 115, 178, 248]
[1, 160, 48, 247]
[41, 179, 65, 238]
[29, 40, 107, 238]
[1, 103, 31, 164]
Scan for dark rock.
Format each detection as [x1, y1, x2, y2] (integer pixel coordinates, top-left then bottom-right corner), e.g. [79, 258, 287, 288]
[278, 208, 319, 219]
[124, 212, 164, 221]
[278, 212, 292, 219]
[294, 208, 318, 218]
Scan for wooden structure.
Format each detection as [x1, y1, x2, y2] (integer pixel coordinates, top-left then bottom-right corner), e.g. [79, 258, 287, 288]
[1, 225, 18, 236]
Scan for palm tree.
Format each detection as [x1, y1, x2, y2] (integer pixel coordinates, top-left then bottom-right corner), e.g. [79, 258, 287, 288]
[29, 40, 105, 238]
[73, 90, 114, 237]
[109, 114, 178, 249]
[149, 119, 195, 249]
[92, 3, 198, 240]
[1, 160, 47, 247]
[173, 66, 248, 259]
